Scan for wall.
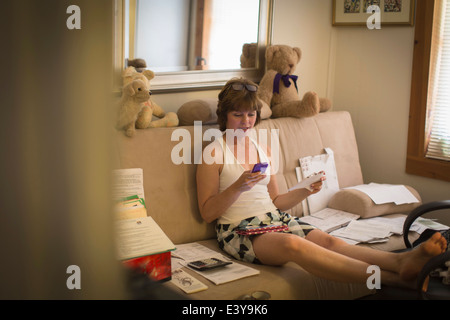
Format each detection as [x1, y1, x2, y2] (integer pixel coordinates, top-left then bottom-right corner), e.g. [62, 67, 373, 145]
[331, 13, 450, 224]
[153, 0, 449, 223]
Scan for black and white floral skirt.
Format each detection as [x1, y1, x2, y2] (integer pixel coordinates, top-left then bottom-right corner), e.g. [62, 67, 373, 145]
[216, 209, 315, 264]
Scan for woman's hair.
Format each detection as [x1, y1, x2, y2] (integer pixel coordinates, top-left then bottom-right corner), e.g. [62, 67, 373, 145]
[216, 78, 262, 131]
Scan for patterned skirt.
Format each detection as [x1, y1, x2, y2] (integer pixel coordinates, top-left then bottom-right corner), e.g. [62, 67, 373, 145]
[216, 209, 315, 264]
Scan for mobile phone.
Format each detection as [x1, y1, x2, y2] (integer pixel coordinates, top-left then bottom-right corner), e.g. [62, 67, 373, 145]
[187, 258, 232, 271]
[252, 162, 268, 174]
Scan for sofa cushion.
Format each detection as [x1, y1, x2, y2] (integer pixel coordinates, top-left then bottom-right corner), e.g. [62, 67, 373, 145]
[114, 124, 218, 244]
[177, 97, 272, 126]
[177, 98, 219, 126]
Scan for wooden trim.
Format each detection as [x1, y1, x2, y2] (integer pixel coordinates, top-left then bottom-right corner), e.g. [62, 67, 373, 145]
[193, 0, 212, 70]
[128, 0, 136, 60]
[406, 0, 450, 182]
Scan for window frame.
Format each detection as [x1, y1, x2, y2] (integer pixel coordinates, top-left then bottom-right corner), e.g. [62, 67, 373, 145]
[406, 0, 450, 182]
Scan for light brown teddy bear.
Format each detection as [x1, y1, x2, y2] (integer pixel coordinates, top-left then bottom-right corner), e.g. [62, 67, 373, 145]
[116, 79, 151, 137]
[258, 45, 331, 118]
[122, 66, 179, 130]
[240, 43, 257, 68]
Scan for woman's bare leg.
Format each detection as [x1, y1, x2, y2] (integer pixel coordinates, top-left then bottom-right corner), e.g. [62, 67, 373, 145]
[252, 230, 447, 287]
[305, 229, 447, 281]
[252, 232, 377, 284]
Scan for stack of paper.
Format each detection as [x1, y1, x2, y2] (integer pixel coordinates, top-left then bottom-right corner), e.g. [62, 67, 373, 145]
[330, 219, 393, 244]
[298, 208, 360, 233]
[112, 168, 148, 220]
[114, 195, 147, 220]
[112, 168, 176, 261]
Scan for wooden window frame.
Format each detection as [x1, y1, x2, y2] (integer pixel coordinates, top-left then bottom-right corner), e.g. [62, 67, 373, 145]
[406, 0, 450, 182]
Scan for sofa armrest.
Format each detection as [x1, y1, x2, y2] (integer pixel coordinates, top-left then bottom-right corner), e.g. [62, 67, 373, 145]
[328, 186, 422, 219]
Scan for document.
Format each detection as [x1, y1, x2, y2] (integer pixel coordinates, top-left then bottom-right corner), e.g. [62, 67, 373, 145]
[345, 183, 419, 205]
[115, 216, 176, 260]
[188, 260, 260, 285]
[297, 148, 340, 214]
[414, 217, 450, 233]
[330, 219, 392, 243]
[171, 269, 208, 294]
[112, 168, 145, 201]
[298, 208, 359, 233]
[172, 243, 224, 261]
[172, 243, 260, 285]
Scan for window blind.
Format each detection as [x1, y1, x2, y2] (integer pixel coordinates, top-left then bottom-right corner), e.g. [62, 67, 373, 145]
[426, 0, 450, 161]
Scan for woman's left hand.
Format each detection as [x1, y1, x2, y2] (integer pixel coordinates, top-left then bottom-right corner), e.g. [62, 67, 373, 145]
[308, 174, 326, 195]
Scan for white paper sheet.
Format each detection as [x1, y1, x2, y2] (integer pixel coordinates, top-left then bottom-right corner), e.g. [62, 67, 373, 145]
[112, 168, 145, 200]
[172, 243, 260, 285]
[297, 148, 340, 214]
[330, 219, 392, 243]
[298, 208, 359, 233]
[115, 216, 175, 260]
[345, 183, 419, 205]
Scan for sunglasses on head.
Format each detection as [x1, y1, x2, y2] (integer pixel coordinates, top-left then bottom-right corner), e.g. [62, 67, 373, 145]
[230, 83, 258, 92]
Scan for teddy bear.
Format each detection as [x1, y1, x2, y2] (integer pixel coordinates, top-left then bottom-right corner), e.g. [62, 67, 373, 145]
[126, 58, 147, 72]
[240, 43, 257, 68]
[116, 79, 151, 137]
[121, 66, 179, 130]
[258, 45, 331, 119]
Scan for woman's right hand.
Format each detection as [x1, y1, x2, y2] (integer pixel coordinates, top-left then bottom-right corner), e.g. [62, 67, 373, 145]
[232, 170, 267, 193]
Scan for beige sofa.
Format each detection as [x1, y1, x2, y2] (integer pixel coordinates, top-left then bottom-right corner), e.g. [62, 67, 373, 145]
[113, 111, 421, 300]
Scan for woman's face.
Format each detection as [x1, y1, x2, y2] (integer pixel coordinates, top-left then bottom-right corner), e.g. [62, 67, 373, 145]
[226, 109, 257, 133]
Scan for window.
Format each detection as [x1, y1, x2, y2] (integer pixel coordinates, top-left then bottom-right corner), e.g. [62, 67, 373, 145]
[407, 0, 450, 182]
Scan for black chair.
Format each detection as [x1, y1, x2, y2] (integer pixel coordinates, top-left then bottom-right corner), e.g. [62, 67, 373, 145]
[402, 200, 450, 300]
[361, 200, 450, 300]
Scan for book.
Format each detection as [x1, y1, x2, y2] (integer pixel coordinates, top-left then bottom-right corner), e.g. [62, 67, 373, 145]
[114, 195, 147, 220]
[115, 216, 176, 261]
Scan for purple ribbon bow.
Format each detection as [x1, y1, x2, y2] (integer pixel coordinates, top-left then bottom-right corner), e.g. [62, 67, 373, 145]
[273, 73, 299, 94]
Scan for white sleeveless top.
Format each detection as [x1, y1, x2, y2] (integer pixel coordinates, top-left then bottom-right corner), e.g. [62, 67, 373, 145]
[214, 136, 278, 225]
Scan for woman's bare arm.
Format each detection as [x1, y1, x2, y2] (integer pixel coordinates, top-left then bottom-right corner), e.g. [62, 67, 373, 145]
[196, 162, 266, 223]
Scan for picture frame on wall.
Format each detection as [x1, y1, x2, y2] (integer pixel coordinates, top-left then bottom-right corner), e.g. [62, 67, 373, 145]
[332, 0, 416, 26]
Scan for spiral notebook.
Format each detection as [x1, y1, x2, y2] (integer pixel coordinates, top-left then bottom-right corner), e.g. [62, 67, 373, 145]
[296, 148, 340, 215]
